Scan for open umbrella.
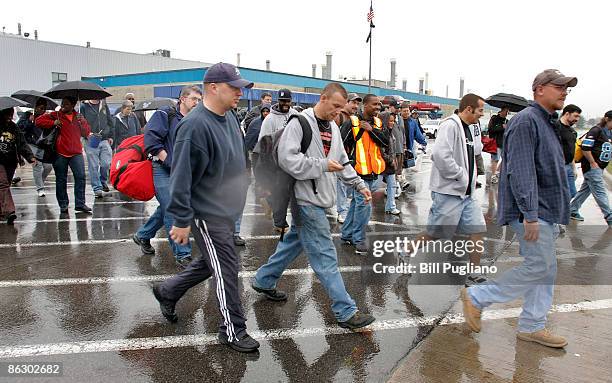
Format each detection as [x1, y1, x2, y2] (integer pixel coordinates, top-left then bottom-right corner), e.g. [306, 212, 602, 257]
[0, 96, 29, 110]
[485, 93, 529, 113]
[133, 98, 177, 111]
[43, 81, 112, 101]
[11, 90, 59, 109]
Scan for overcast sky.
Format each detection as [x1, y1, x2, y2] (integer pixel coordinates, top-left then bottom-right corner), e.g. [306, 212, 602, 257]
[3, 0, 608, 118]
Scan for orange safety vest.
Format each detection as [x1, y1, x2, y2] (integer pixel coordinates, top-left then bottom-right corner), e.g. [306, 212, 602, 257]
[350, 115, 386, 175]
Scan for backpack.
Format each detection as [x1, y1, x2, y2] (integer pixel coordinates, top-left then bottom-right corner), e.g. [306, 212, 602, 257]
[109, 134, 155, 201]
[253, 114, 315, 238]
[573, 132, 588, 162]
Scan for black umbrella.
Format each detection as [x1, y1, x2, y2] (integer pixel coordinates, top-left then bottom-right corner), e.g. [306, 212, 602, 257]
[485, 93, 529, 113]
[133, 98, 177, 111]
[43, 81, 112, 101]
[0, 96, 29, 110]
[11, 90, 59, 109]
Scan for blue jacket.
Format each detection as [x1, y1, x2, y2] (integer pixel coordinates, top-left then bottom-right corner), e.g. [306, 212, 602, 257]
[114, 113, 141, 148]
[498, 102, 569, 225]
[144, 106, 183, 168]
[244, 117, 264, 151]
[405, 117, 427, 151]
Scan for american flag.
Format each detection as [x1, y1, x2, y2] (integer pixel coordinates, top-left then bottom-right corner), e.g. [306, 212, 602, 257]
[367, 3, 374, 23]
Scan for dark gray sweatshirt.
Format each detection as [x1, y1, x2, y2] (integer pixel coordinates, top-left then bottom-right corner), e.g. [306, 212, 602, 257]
[167, 103, 248, 228]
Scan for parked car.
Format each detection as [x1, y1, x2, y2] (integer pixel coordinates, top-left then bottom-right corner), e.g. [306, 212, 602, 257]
[422, 119, 442, 138]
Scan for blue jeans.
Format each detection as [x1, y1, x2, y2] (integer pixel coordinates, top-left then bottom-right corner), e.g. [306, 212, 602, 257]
[468, 219, 559, 332]
[53, 154, 86, 209]
[254, 205, 357, 322]
[336, 178, 349, 218]
[570, 168, 612, 223]
[565, 164, 577, 198]
[136, 162, 191, 259]
[381, 174, 397, 212]
[85, 139, 112, 192]
[341, 179, 376, 245]
[29, 144, 53, 191]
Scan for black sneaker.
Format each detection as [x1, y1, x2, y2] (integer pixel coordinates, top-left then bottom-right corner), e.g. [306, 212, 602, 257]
[355, 242, 369, 254]
[218, 332, 260, 353]
[340, 237, 354, 246]
[133, 234, 155, 255]
[11, 177, 21, 186]
[338, 311, 376, 330]
[175, 256, 193, 269]
[152, 284, 178, 323]
[476, 182, 482, 189]
[233, 235, 246, 246]
[6, 212, 17, 225]
[75, 205, 92, 213]
[102, 183, 110, 193]
[251, 283, 288, 301]
[60, 207, 69, 214]
[464, 274, 488, 287]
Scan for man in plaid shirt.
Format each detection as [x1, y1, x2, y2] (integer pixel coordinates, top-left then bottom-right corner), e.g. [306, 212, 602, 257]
[461, 69, 578, 349]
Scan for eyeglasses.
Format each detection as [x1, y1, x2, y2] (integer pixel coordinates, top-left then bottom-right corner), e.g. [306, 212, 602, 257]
[188, 96, 202, 102]
[548, 84, 572, 94]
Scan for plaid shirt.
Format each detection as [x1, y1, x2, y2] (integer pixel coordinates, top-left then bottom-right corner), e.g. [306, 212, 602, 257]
[497, 102, 570, 225]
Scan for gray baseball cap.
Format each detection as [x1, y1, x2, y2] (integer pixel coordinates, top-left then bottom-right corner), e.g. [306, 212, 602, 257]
[347, 93, 362, 102]
[532, 69, 577, 91]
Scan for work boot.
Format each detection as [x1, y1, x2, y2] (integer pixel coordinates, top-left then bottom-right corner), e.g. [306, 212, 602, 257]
[460, 287, 481, 333]
[218, 332, 260, 353]
[517, 328, 568, 348]
[338, 311, 375, 330]
[152, 284, 178, 323]
[133, 234, 155, 255]
[355, 242, 369, 254]
[251, 283, 288, 302]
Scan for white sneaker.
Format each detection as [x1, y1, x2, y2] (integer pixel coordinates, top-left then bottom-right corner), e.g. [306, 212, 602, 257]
[37, 190, 46, 197]
[385, 208, 401, 215]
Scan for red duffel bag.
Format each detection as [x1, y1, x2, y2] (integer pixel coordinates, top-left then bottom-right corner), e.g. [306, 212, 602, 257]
[481, 135, 498, 155]
[109, 135, 155, 201]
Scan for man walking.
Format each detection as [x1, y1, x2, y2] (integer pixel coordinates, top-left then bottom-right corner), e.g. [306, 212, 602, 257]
[132, 85, 201, 267]
[557, 104, 582, 199]
[152, 63, 260, 353]
[569, 110, 612, 227]
[422, 94, 487, 286]
[341, 94, 389, 254]
[252, 83, 376, 330]
[80, 98, 114, 198]
[462, 69, 577, 348]
[335, 92, 362, 223]
[243, 92, 272, 129]
[487, 106, 509, 184]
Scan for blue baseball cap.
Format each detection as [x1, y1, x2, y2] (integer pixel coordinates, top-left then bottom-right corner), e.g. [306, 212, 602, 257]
[203, 62, 254, 89]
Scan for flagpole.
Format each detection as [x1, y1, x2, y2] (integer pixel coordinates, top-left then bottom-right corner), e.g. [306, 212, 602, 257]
[368, 23, 372, 93]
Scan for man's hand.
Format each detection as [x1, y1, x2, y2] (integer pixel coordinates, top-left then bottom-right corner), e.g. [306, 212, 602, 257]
[361, 121, 373, 132]
[53, 119, 62, 127]
[30, 159, 38, 167]
[158, 150, 168, 162]
[170, 226, 191, 245]
[327, 159, 344, 172]
[590, 162, 599, 170]
[29, 114, 35, 122]
[359, 188, 372, 204]
[524, 220, 539, 241]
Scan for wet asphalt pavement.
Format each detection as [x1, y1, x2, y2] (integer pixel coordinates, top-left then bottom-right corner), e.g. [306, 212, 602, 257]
[1, 148, 611, 382]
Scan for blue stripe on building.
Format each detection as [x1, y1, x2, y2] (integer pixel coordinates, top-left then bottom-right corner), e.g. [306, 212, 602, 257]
[83, 66, 460, 106]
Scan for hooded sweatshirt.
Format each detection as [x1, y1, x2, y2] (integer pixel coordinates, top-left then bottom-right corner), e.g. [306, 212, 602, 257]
[277, 108, 366, 208]
[244, 103, 270, 151]
[254, 103, 298, 153]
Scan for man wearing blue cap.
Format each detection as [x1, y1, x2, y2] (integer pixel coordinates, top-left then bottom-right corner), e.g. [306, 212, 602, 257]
[151, 62, 260, 353]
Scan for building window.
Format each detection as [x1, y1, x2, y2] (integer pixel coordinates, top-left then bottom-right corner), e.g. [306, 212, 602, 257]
[52, 72, 67, 86]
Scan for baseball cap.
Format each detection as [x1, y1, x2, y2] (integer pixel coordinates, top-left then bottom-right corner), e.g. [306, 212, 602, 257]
[347, 93, 362, 102]
[278, 89, 292, 100]
[532, 69, 577, 91]
[203, 62, 254, 89]
[389, 100, 400, 108]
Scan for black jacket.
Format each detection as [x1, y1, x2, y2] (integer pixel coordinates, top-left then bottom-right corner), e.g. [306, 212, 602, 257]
[340, 113, 389, 180]
[488, 114, 507, 148]
[0, 120, 34, 168]
[556, 120, 578, 165]
[80, 102, 114, 139]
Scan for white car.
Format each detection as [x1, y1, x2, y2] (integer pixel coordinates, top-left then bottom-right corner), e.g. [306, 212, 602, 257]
[422, 119, 442, 139]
